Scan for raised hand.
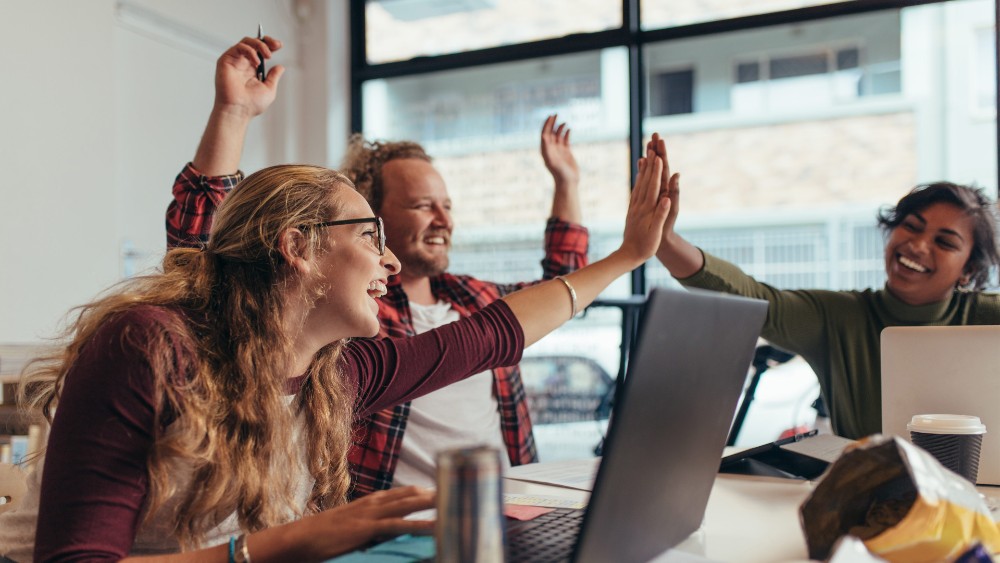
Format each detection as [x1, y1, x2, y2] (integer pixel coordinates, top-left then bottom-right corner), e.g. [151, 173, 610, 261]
[500, 143, 669, 346]
[618, 148, 671, 266]
[540, 114, 580, 188]
[648, 133, 681, 244]
[647, 133, 704, 278]
[214, 36, 285, 119]
[193, 36, 286, 176]
[540, 114, 582, 224]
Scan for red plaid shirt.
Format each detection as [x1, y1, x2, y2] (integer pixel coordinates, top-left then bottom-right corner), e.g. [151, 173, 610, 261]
[166, 162, 589, 497]
[350, 219, 588, 497]
[166, 163, 241, 249]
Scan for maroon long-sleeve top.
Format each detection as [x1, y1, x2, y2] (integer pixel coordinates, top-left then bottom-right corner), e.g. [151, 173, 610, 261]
[31, 301, 522, 561]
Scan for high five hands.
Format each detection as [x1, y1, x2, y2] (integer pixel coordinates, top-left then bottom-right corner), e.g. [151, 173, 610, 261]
[618, 140, 672, 267]
[647, 132, 681, 245]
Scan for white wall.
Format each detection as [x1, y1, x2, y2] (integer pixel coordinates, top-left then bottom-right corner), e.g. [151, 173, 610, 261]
[0, 0, 349, 343]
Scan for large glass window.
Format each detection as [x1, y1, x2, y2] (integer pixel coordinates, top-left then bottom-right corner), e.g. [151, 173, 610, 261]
[362, 48, 631, 297]
[642, 1, 997, 445]
[645, 1, 997, 297]
[643, 0, 844, 30]
[360, 50, 631, 460]
[353, 0, 998, 456]
[364, 0, 621, 64]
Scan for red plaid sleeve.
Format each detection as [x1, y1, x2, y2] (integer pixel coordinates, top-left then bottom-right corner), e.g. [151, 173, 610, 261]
[541, 217, 589, 277]
[350, 220, 588, 499]
[166, 163, 243, 249]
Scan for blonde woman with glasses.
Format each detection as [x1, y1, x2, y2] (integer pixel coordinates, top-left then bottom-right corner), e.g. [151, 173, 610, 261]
[0, 142, 670, 560]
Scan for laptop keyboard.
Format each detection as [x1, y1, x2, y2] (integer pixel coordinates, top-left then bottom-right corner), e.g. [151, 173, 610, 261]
[506, 507, 586, 562]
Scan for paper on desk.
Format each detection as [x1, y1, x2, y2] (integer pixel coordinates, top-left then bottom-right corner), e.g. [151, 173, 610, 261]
[504, 492, 587, 509]
[505, 458, 601, 491]
[779, 433, 854, 464]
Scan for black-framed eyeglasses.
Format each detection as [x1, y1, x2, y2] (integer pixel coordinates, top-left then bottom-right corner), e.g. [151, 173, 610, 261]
[308, 216, 385, 256]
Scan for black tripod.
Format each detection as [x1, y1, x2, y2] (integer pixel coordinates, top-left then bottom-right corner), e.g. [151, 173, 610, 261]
[726, 344, 796, 447]
[590, 296, 647, 456]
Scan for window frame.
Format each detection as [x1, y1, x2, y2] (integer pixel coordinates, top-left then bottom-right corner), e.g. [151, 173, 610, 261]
[349, 0, 998, 298]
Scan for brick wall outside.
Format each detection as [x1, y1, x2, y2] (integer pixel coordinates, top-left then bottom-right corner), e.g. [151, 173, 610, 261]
[436, 111, 916, 229]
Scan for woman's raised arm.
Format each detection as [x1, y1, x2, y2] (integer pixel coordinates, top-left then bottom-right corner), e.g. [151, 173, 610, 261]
[503, 148, 671, 346]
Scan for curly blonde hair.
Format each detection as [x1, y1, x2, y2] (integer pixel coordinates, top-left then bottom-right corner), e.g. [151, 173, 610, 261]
[339, 133, 432, 212]
[21, 164, 358, 548]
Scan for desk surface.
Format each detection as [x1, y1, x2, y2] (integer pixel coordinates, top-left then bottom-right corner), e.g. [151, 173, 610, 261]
[505, 469, 1000, 563]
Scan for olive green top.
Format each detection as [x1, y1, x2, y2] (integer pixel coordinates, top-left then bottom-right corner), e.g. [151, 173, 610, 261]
[678, 251, 1000, 439]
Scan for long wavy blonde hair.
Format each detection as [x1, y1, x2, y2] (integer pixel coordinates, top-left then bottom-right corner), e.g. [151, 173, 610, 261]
[21, 164, 359, 548]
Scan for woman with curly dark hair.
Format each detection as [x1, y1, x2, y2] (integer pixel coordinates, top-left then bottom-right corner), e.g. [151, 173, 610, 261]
[650, 132, 1000, 441]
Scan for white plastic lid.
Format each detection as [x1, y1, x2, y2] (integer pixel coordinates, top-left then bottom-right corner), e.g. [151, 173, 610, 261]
[906, 414, 987, 435]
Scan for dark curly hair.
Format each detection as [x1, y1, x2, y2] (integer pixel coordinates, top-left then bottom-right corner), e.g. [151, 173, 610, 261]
[339, 134, 432, 212]
[877, 181, 1000, 290]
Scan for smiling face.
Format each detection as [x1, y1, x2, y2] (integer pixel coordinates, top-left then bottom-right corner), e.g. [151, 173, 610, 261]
[378, 158, 454, 281]
[309, 187, 401, 339]
[884, 201, 975, 306]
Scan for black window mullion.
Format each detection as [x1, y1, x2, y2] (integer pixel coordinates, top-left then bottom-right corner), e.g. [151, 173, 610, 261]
[349, 0, 366, 133]
[353, 29, 631, 81]
[627, 0, 646, 297]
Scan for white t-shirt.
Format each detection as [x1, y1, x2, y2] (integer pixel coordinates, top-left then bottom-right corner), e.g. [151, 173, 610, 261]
[391, 300, 510, 489]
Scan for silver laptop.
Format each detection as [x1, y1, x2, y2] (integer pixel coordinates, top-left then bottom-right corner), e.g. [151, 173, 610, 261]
[881, 325, 1000, 485]
[507, 287, 768, 562]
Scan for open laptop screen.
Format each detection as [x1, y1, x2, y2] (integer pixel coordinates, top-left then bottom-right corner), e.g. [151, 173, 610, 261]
[572, 287, 767, 563]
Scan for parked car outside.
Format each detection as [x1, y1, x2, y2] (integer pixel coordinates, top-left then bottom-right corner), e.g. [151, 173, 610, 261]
[519, 354, 614, 461]
[521, 326, 824, 460]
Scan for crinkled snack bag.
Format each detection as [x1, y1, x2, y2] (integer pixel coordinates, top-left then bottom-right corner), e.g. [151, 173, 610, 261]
[800, 435, 1000, 562]
[953, 543, 996, 563]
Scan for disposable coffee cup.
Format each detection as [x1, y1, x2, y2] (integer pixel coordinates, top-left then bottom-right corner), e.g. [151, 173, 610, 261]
[907, 414, 987, 484]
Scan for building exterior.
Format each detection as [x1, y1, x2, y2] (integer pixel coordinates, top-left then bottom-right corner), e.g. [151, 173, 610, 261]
[357, 0, 997, 451]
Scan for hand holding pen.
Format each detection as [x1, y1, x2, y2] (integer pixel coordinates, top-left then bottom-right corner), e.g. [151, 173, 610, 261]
[212, 33, 285, 119]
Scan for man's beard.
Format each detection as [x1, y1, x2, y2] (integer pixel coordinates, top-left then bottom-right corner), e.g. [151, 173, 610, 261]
[401, 251, 449, 279]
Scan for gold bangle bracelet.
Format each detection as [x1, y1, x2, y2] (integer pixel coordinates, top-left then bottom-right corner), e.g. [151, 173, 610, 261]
[554, 276, 578, 320]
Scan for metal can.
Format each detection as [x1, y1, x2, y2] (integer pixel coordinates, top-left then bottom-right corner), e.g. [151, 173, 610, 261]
[435, 445, 506, 562]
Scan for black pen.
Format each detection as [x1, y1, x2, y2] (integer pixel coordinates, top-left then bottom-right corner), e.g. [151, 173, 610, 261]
[256, 23, 266, 82]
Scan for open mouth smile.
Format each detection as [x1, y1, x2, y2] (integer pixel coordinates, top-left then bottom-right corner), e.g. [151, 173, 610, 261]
[367, 280, 387, 298]
[897, 255, 929, 273]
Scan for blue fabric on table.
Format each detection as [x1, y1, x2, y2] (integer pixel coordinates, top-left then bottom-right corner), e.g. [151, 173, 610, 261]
[323, 535, 434, 562]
